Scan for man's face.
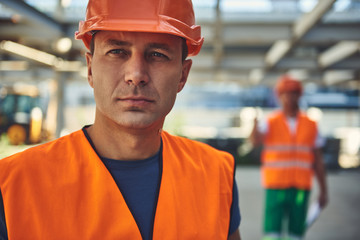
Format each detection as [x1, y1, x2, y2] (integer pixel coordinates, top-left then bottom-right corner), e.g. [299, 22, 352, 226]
[86, 31, 192, 130]
[278, 90, 301, 110]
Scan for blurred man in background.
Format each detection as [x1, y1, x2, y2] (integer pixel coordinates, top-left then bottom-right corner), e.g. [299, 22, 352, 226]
[250, 75, 328, 240]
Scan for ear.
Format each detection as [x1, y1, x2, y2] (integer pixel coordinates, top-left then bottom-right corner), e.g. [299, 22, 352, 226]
[177, 59, 192, 93]
[85, 52, 94, 88]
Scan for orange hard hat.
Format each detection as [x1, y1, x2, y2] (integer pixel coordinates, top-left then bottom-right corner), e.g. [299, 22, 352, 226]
[75, 0, 204, 57]
[275, 75, 303, 95]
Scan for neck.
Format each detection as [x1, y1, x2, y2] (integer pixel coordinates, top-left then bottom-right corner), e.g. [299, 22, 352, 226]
[283, 107, 299, 118]
[87, 119, 162, 161]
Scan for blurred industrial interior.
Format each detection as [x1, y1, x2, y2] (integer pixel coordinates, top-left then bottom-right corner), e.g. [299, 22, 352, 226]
[0, 1, 359, 239]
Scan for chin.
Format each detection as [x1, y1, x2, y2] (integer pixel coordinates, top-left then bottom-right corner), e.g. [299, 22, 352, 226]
[115, 118, 158, 130]
[109, 110, 166, 130]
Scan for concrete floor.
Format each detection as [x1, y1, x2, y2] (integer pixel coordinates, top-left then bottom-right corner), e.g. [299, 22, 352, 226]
[235, 167, 360, 240]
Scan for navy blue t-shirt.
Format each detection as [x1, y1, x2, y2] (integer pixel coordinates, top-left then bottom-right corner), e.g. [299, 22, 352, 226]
[101, 153, 161, 240]
[0, 191, 6, 240]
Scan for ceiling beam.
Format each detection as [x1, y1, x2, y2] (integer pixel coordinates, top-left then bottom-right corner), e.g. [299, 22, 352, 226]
[0, 40, 83, 71]
[264, 40, 292, 69]
[293, 0, 337, 40]
[2, 22, 359, 48]
[188, 69, 326, 85]
[323, 70, 355, 85]
[0, 0, 63, 35]
[264, 0, 336, 69]
[193, 53, 360, 71]
[319, 41, 360, 68]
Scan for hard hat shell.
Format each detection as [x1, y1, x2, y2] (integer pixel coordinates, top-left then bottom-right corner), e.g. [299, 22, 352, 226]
[275, 75, 303, 95]
[75, 0, 204, 56]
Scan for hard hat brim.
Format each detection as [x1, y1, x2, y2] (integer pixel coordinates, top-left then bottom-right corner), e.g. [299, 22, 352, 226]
[75, 16, 204, 57]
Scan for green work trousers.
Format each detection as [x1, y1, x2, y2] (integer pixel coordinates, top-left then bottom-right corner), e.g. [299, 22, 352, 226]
[263, 188, 310, 240]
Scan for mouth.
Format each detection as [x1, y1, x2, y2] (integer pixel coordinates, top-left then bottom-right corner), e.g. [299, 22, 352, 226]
[117, 96, 155, 107]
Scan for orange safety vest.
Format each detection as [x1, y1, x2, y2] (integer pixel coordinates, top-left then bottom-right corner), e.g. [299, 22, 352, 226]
[261, 111, 317, 190]
[0, 130, 234, 239]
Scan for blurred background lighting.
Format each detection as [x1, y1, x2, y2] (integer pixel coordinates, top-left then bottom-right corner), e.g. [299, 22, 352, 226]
[306, 107, 323, 122]
[61, 0, 72, 8]
[55, 37, 72, 53]
[0, 40, 58, 66]
[334, 127, 360, 169]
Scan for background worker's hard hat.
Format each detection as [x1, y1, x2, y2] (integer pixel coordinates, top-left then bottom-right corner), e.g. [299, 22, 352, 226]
[75, 0, 204, 57]
[275, 75, 303, 95]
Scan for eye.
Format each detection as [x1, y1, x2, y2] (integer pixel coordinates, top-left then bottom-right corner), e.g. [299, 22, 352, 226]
[107, 49, 128, 57]
[148, 51, 170, 61]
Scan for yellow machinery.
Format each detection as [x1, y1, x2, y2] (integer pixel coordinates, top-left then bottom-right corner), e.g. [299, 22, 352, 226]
[0, 84, 44, 145]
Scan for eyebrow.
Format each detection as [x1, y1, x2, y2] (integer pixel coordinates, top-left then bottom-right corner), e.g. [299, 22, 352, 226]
[104, 39, 172, 51]
[104, 39, 131, 48]
[147, 43, 171, 52]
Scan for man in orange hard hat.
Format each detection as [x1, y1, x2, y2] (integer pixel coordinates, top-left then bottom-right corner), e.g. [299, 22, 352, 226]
[0, 0, 241, 239]
[250, 75, 328, 240]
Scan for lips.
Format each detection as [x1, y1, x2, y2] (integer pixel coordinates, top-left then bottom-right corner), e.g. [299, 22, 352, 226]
[120, 96, 154, 102]
[118, 96, 154, 107]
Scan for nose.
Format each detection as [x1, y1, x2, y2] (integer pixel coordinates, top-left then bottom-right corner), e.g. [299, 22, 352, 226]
[124, 53, 149, 86]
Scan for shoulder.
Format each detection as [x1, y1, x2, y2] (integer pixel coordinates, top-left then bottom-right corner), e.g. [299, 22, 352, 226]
[161, 131, 235, 172]
[267, 110, 282, 121]
[299, 112, 317, 127]
[265, 111, 284, 130]
[161, 131, 235, 190]
[0, 130, 85, 179]
[1, 130, 83, 160]
[162, 131, 233, 159]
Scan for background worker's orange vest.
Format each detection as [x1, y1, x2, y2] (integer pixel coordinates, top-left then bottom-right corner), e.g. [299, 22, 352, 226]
[261, 111, 317, 190]
[0, 130, 234, 240]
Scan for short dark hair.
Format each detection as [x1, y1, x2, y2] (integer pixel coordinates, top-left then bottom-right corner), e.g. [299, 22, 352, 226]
[89, 32, 96, 55]
[89, 33, 188, 62]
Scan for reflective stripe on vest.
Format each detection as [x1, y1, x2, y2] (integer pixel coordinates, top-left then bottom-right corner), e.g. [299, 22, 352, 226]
[264, 145, 312, 153]
[261, 111, 317, 190]
[263, 160, 313, 169]
[0, 130, 235, 239]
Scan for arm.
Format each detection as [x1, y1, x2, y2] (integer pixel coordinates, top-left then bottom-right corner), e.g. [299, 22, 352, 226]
[228, 179, 241, 240]
[249, 118, 264, 146]
[313, 148, 329, 208]
[0, 191, 8, 240]
[228, 229, 241, 240]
